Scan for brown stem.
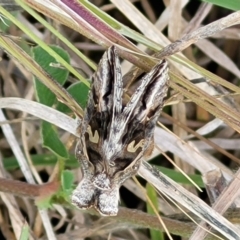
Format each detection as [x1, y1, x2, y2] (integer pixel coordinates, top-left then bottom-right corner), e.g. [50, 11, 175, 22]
[117, 207, 194, 238]
[0, 178, 60, 199]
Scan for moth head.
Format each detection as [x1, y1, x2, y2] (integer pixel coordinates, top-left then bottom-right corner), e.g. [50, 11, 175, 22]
[72, 132, 143, 216]
[71, 174, 120, 216]
[93, 172, 111, 190]
[73, 135, 120, 216]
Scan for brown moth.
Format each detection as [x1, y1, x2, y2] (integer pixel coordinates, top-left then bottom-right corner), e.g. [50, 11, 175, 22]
[72, 46, 169, 216]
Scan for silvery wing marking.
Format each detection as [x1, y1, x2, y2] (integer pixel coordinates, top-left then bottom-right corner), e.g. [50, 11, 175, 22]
[72, 46, 169, 216]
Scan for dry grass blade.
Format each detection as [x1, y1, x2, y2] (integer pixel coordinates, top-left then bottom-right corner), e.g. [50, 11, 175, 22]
[1, 1, 240, 239]
[195, 39, 240, 78]
[111, 0, 201, 79]
[190, 168, 240, 239]
[0, 110, 34, 183]
[139, 162, 240, 240]
[21, 0, 156, 71]
[170, 78, 240, 134]
[0, 108, 56, 239]
[0, 33, 84, 117]
[158, 11, 240, 58]
[0, 0, 22, 11]
[0, 155, 34, 240]
[0, 98, 77, 135]
[0, 97, 239, 239]
[183, 2, 213, 34]
[154, 127, 233, 178]
[111, 0, 240, 138]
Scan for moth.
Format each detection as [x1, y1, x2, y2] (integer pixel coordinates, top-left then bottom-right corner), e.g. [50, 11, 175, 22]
[72, 46, 169, 216]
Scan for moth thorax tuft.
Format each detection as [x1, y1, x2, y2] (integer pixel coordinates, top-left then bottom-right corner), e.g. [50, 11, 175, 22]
[93, 173, 111, 190]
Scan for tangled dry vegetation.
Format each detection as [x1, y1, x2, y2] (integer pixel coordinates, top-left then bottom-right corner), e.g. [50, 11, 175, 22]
[0, 0, 240, 240]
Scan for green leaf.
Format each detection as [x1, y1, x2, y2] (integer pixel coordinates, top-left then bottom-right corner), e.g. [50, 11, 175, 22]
[58, 170, 75, 202]
[36, 195, 52, 209]
[3, 153, 79, 170]
[156, 166, 204, 188]
[33, 45, 70, 106]
[61, 170, 74, 191]
[0, 15, 12, 32]
[32, 46, 70, 159]
[36, 171, 74, 208]
[57, 81, 89, 113]
[41, 121, 68, 159]
[201, 0, 240, 11]
[14, 0, 94, 84]
[19, 223, 29, 240]
[146, 183, 164, 240]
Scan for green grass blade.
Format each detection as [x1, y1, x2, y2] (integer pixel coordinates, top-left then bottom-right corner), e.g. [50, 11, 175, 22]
[0, 3, 89, 87]
[201, 0, 240, 10]
[146, 183, 164, 240]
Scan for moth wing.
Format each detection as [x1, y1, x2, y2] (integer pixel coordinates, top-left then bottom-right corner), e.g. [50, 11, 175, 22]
[108, 60, 169, 181]
[141, 60, 169, 144]
[85, 46, 123, 144]
[120, 60, 169, 165]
